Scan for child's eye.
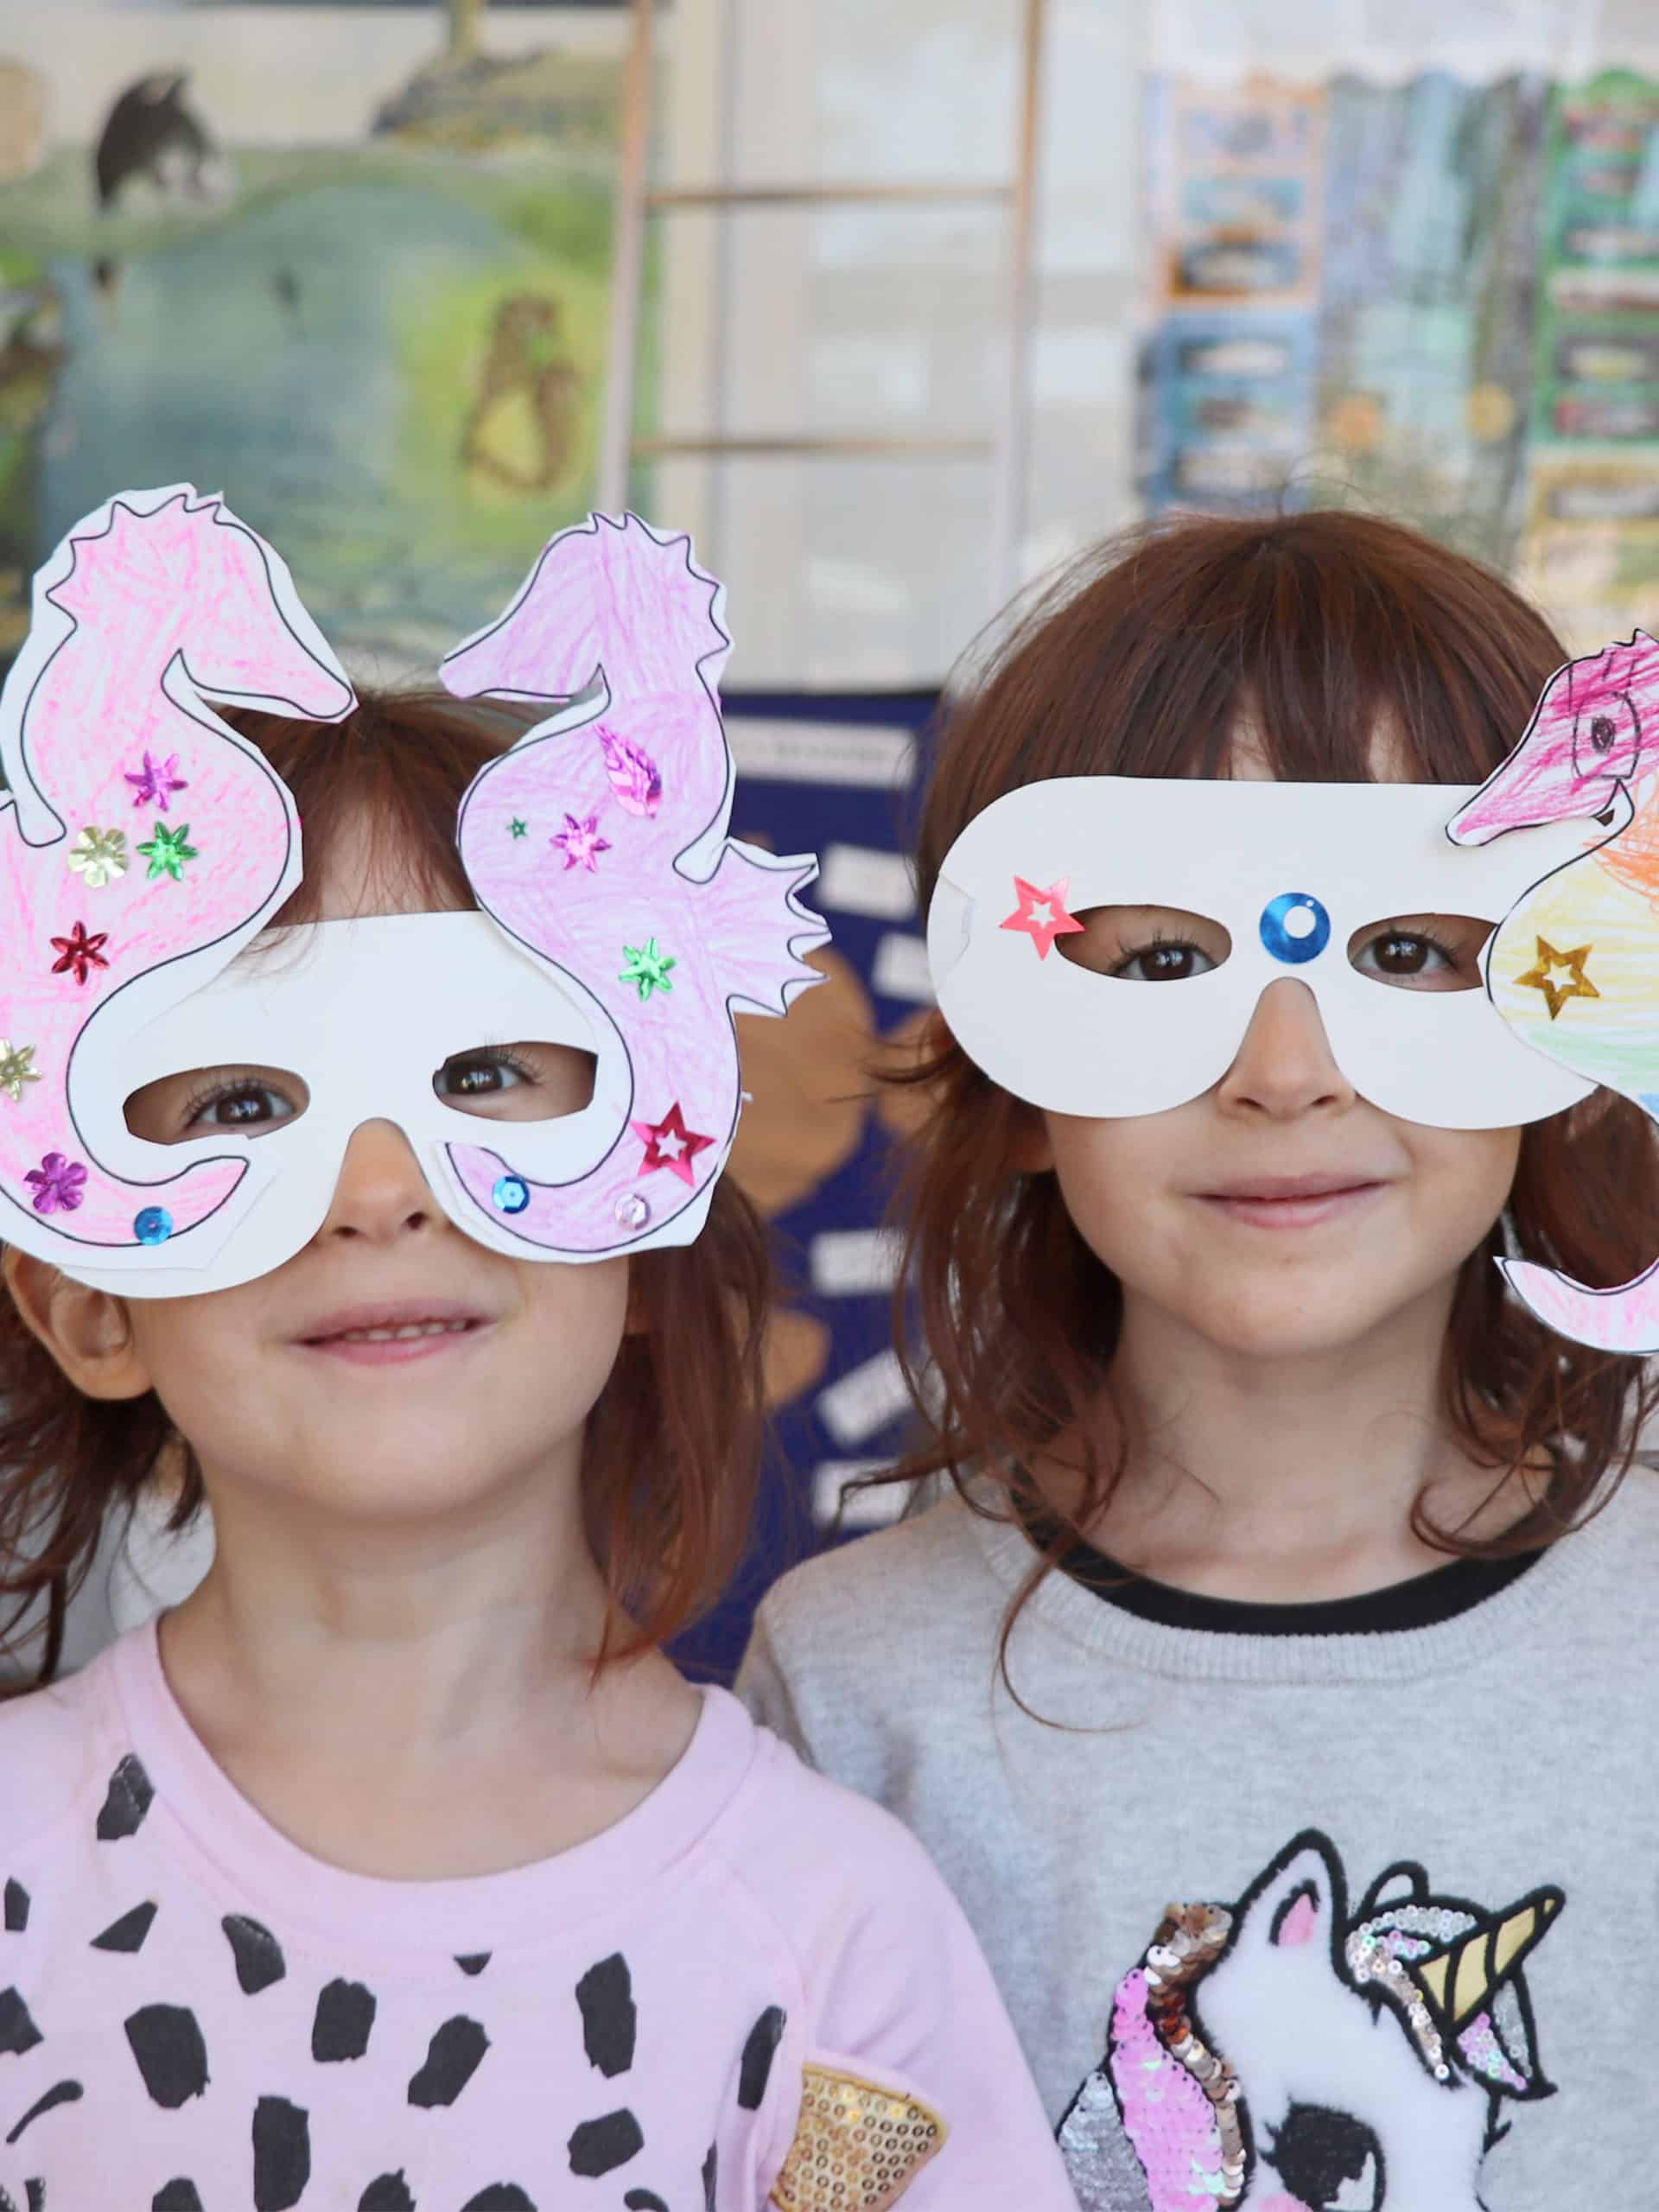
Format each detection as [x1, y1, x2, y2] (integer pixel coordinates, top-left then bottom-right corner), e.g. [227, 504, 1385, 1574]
[435, 1050, 531, 1100]
[1348, 913, 1490, 993]
[182, 1076, 304, 1134]
[1111, 939, 1217, 982]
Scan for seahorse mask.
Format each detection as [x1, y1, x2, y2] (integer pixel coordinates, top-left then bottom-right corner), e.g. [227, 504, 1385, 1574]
[926, 776, 1598, 1132]
[0, 487, 826, 1297]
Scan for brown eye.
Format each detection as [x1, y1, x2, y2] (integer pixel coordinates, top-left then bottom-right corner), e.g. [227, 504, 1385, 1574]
[1371, 933, 1431, 976]
[1114, 941, 1215, 982]
[1346, 913, 1490, 993]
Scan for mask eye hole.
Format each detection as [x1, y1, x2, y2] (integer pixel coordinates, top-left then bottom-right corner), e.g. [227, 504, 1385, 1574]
[433, 1042, 596, 1123]
[1345, 912, 1491, 993]
[1058, 905, 1232, 982]
[125, 1065, 311, 1145]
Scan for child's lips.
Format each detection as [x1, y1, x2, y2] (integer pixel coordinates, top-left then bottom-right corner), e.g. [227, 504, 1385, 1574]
[1194, 1173, 1390, 1230]
[289, 1299, 498, 1366]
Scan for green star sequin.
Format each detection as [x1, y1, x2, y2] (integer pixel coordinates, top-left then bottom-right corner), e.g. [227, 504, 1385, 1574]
[137, 821, 199, 882]
[620, 938, 676, 1002]
[0, 1039, 39, 1105]
[508, 817, 529, 839]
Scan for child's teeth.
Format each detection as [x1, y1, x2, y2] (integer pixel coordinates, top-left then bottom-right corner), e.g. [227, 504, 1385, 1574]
[334, 1320, 469, 1343]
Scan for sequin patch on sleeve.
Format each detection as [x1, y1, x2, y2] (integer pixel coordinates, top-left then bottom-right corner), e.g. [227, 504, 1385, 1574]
[769, 2065, 945, 2211]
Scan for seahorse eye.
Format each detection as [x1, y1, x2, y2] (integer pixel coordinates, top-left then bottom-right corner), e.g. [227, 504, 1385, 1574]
[1591, 715, 1617, 750]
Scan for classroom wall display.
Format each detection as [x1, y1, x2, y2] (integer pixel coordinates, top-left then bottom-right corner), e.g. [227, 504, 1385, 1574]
[1138, 61, 1659, 646]
[0, 0, 638, 679]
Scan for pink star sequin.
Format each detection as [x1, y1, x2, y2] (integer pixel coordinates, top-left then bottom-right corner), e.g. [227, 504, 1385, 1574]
[49, 920, 110, 986]
[124, 752, 189, 812]
[1000, 876, 1084, 960]
[630, 1102, 715, 1187]
[551, 811, 612, 874]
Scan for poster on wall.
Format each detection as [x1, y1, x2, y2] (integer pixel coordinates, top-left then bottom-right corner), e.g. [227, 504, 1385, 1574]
[0, 0, 639, 676]
[1138, 59, 1659, 617]
[1517, 67, 1659, 646]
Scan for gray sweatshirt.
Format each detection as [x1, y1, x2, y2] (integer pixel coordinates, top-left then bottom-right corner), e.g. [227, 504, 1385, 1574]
[736, 1471, 1659, 2212]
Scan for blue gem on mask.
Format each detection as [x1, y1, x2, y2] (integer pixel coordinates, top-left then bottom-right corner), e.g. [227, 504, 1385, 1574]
[1260, 892, 1330, 965]
[492, 1173, 531, 1215]
[133, 1206, 173, 1246]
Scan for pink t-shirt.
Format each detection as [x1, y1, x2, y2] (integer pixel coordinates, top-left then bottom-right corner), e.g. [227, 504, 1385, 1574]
[0, 1623, 1071, 2210]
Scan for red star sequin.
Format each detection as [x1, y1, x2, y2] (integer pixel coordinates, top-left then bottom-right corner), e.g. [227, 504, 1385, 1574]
[49, 921, 110, 986]
[1000, 876, 1084, 960]
[630, 1101, 715, 1187]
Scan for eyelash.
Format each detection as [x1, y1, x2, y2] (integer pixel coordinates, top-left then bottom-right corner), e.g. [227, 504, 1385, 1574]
[181, 1068, 285, 1125]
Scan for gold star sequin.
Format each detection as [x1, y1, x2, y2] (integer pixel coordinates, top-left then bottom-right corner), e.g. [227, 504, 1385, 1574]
[0, 1040, 40, 1104]
[1515, 937, 1600, 1020]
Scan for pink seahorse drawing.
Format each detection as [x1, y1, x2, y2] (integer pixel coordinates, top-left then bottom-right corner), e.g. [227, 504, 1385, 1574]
[1448, 628, 1659, 1351]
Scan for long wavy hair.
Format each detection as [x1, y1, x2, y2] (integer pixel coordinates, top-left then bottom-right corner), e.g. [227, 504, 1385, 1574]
[0, 690, 772, 1689]
[887, 510, 1659, 1658]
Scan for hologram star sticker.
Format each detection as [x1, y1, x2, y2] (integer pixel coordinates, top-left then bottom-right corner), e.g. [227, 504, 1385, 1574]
[1515, 937, 1599, 1020]
[1000, 875, 1084, 960]
[0, 1041, 39, 1104]
[49, 921, 110, 985]
[552, 811, 611, 873]
[137, 821, 199, 882]
[124, 751, 188, 811]
[620, 937, 676, 1001]
[631, 1101, 715, 1186]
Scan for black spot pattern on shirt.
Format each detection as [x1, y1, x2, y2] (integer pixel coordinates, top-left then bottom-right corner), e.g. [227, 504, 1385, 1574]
[223, 1915, 287, 1995]
[90, 1901, 158, 1954]
[252, 2094, 310, 2209]
[5, 2079, 81, 2143]
[454, 1953, 490, 1977]
[459, 2190, 536, 2211]
[356, 2176, 414, 2212]
[736, 2005, 785, 2110]
[702, 2143, 717, 2212]
[124, 2004, 210, 2107]
[575, 1954, 635, 2077]
[624, 2194, 669, 2211]
[152, 2183, 205, 2210]
[406, 2017, 488, 2107]
[95, 1754, 154, 1840]
[312, 1979, 376, 2063]
[0, 1990, 41, 2056]
[3, 1883, 27, 1934]
[566, 2109, 643, 2177]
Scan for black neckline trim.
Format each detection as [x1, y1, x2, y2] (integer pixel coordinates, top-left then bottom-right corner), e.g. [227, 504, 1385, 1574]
[1051, 1532, 1547, 1637]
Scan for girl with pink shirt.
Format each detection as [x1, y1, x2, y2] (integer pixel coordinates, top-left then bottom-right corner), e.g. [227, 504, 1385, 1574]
[0, 486, 1071, 2211]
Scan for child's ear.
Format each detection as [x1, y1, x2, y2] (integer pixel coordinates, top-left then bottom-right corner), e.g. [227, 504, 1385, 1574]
[1, 1249, 154, 1401]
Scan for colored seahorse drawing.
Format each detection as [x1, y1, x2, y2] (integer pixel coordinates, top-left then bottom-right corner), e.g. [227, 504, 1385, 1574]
[1448, 628, 1659, 1351]
[1058, 1831, 1561, 2212]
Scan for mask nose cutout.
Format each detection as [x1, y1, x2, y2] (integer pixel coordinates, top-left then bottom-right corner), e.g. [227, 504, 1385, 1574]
[1259, 892, 1331, 964]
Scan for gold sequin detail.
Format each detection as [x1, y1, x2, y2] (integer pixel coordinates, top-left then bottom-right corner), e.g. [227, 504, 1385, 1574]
[770, 2064, 945, 2211]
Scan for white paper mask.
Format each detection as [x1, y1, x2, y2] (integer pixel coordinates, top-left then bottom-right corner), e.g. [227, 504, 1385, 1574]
[0, 489, 826, 1296]
[926, 777, 1598, 1129]
[60, 911, 647, 1296]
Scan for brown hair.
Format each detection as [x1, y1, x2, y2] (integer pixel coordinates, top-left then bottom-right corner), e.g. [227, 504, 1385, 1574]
[0, 690, 771, 1687]
[889, 510, 1659, 1631]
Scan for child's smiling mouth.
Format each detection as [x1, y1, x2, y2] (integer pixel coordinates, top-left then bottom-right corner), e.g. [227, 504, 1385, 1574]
[1194, 1172, 1392, 1230]
[290, 1298, 497, 1365]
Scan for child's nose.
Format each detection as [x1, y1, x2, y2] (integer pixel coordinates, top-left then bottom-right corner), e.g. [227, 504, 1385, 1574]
[317, 1118, 443, 1245]
[1216, 978, 1356, 1119]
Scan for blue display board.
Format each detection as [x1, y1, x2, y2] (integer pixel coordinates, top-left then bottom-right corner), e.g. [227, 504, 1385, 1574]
[671, 690, 940, 1684]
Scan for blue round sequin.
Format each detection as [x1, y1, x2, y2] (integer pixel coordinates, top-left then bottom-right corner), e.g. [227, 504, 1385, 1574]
[492, 1174, 531, 1216]
[1259, 892, 1331, 966]
[133, 1206, 173, 1246]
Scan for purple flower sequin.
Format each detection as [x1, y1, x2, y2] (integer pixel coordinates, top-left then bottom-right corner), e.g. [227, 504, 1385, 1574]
[25, 1152, 86, 1215]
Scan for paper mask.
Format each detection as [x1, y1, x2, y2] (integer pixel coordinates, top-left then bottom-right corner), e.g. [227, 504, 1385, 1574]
[0, 489, 827, 1296]
[926, 776, 1597, 1131]
[1448, 628, 1659, 1352]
